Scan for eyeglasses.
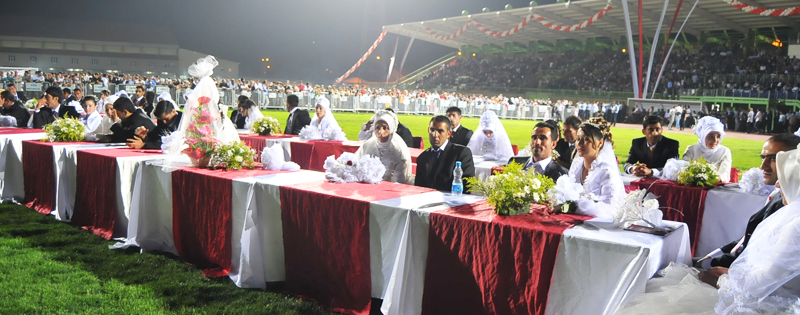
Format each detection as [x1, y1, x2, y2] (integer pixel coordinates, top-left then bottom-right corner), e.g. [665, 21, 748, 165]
[760, 154, 777, 162]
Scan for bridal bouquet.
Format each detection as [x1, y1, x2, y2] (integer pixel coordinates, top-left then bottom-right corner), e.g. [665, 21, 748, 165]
[24, 98, 37, 110]
[546, 176, 585, 214]
[614, 188, 667, 229]
[182, 96, 221, 166]
[466, 162, 554, 216]
[209, 140, 256, 170]
[251, 116, 281, 136]
[677, 157, 720, 187]
[43, 117, 86, 142]
[323, 152, 385, 184]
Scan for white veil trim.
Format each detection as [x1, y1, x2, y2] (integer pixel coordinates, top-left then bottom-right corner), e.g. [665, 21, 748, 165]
[467, 111, 514, 162]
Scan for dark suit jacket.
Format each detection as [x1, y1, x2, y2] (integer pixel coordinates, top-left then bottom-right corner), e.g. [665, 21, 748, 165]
[63, 95, 77, 106]
[396, 123, 414, 147]
[15, 91, 28, 103]
[450, 125, 473, 146]
[2, 101, 31, 128]
[58, 105, 81, 119]
[285, 108, 311, 135]
[710, 194, 784, 268]
[624, 136, 680, 172]
[554, 139, 574, 167]
[109, 112, 156, 143]
[514, 156, 569, 181]
[134, 96, 147, 108]
[142, 111, 182, 149]
[414, 142, 475, 192]
[32, 107, 56, 129]
[143, 103, 154, 117]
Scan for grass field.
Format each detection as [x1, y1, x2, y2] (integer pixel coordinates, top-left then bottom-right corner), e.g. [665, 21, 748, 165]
[260, 110, 764, 172]
[0, 204, 334, 315]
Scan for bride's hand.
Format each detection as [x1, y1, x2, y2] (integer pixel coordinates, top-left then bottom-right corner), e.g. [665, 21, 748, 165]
[698, 267, 728, 288]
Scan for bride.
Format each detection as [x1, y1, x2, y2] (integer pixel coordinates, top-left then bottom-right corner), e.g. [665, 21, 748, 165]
[567, 118, 625, 221]
[353, 110, 412, 184]
[617, 147, 800, 314]
[466, 111, 514, 162]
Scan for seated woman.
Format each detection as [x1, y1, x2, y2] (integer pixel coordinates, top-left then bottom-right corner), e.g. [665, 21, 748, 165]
[239, 99, 263, 131]
[618, 148, 800, 314]
[682, 116, 732, 183]
[302, 96, 346, 140]
[567, 118, 624, 221]
[80, 96, 102, 133]
[353, 110, 412, 184]
[467, 111, 514, 162]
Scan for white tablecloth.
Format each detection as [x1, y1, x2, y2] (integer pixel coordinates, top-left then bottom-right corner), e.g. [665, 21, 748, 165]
[695, 184, 769, 256]
[620, 173, 643, 186]
[53, 144, 126, 221]
[0, 132, 46, 201]
[474, 159, 505, 181]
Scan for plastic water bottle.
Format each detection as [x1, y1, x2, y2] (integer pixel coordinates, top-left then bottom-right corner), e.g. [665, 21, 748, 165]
[452, 161, 463, 196]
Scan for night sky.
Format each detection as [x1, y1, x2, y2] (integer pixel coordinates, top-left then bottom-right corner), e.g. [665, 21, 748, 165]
[1, 0, 554, 82]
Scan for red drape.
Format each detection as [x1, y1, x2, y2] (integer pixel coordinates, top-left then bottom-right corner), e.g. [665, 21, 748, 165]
[239, 134, 297, 156]
[307, 141, 361, 172]
[289, 140, 316, 169]
[633, 177, 716, 255]
[0, 128, 43, 135]
[22, 141, 88, 215]
[409, 148, 424, 163]
[422, 201, 590, 315]
[280, 181, 434, 315]
[72, 149, 161, 239]
[171, 167, 281, 277]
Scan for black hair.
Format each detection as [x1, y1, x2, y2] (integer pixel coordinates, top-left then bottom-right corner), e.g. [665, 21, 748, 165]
[45, 86, 64, 102]
[101, 90, 110, 95]
[578, 123, 607, 148]
[136, 86, 145, 91]
[237, 95, 249, 105]
[80, 95, 97, 106]
[62, 88, 71, 95]
[445, 106, 462, 116]
[544, 119, 561, 140]
[240, 99, 255, 110]
[431, 115, 452, 130]
[145, 91, 155, 103]
[0, 90, 12, 101]
[642, 115, 662, 129]
[563, 116, 582, 131]
[768, 134, 800, 149]
[385, 108, 395, 113]
[287, 95, 299, 107]
[153, 100, 175, 118]
[6, 83, 14, 88]
[112, 96, 136, 113]
[73, 87, 82, 92]
[534, 122, 559, 142]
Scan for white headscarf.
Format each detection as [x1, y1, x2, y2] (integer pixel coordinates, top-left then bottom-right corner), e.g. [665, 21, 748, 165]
[243, 104, 264, 130]
[157, 92, 176, 107]
[114, 90, 130, 99]
[467, 111, 514, 162]
[693, 116, 726, 159]
[717, 148, 800, 312]
[354, 110, 412, 184]
[310, 96, 346, 140]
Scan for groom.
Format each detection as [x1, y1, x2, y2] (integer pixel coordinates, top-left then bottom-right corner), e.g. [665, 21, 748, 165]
[695, 133, 800, 286]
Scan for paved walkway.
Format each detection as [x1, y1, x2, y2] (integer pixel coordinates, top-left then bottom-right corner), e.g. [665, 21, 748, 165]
[610, 122, 770, 141]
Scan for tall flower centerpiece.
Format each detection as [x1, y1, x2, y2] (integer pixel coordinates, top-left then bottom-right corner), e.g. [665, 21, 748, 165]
[181, 95, 221, 167]
[466, 162, 554, 216]
[677, 157, 720, 187]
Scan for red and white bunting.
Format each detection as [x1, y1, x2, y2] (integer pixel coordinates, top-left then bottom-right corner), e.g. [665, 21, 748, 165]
[722, 0, 800, 16]
[336, 30, 387, 84]
[421, 4, 613, 41]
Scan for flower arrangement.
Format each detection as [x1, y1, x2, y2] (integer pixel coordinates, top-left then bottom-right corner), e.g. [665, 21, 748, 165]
[251, 116, 281, 136]
[323, 152, 385, 184]
[677, 157, 720, 187]
[660, 158, 689, 181]
[466, 162, 554, 216]
[181, 96, 220, 166]
[739, 168, 773, 196]
[614, 188, 666, 229]
[24, 98, 37, 110]
[42, 117, 86, 142]
[208, 141, 256, 170]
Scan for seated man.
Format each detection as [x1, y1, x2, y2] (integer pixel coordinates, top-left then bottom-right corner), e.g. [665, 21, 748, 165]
[516, 122, 568, 181]
[446, 106, 473, 146]
[555, 116, 581, 169]
[695, 134, 800, 274]
[230, 95, 249, 129]
[415, 115, 475, 192]
[108, 97, 156, 143]
[126, 100, 183, 149]
[0, 90, 30, 127]
[33, 86, 81, 129]
[624, 115, 680, 177]
[284, 94, 311, 135]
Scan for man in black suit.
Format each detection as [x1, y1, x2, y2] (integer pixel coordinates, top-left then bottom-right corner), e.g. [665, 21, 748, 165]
[555, 116, 581, 169]
[624, 115, 680, 177]
[694, 134, 800, 286]
[133, 86, 147, 109]
[230, 95, 250, 129]
[6, 83, 27, 103]
[61, 88, 77, 105]
[446, 106, 473, 146]
[33, 87, 81, 129]
[415, 115, 475, 192]
[284, 94, 311, 135]
[515, 122, 569, 181]
[0, 90, 31, 127]
[108, 96, 156, 143]
[126, 100, 182, 149]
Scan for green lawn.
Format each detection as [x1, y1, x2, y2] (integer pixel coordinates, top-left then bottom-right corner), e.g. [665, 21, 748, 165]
[260, 110, 764, 172]
[0, 204, 334, 315]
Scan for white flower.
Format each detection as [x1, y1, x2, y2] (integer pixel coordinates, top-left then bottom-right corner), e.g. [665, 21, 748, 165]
[235, 156, 243, 162]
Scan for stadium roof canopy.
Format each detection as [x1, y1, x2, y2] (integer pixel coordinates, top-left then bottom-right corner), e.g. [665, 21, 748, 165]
[382, 0, 800, 49]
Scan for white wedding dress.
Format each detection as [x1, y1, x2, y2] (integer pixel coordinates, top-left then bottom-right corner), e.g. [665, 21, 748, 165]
[617, 148, 800, 315]
[568, 143, 625, 222]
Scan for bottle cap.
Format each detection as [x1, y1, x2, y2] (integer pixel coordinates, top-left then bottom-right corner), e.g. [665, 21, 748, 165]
[456, 161, 461, 166]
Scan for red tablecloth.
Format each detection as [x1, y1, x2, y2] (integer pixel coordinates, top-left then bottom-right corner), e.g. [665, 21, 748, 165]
[289, 140, 316, 170]
[71, 148, 162, 240]
[308, 140, 361, 172]
[279, 181, 435, 315]
[171, 167, 284, 277]
[409, 148, 424, 163]
[422, 201, 591, 315]
[22, 141, 92, 215]
[632, 177, 717, 254]
[239, 133, 297, 156]
[0, 128, 43, 135]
